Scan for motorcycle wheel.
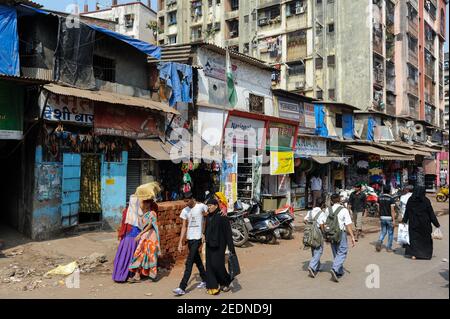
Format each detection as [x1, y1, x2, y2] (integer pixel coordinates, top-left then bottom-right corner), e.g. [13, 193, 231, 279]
[231, 222, 249, 247]
[281, 227, 293, 240]
[264, 233, 277, 245]
[436, 194, 447, 202]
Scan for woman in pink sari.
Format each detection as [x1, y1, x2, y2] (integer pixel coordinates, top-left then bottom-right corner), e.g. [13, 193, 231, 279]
[128, 182, 161, 283]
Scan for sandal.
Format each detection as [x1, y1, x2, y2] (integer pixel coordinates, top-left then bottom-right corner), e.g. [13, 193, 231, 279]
[128, 278, 141, 284]
[206, 289, 220, 295]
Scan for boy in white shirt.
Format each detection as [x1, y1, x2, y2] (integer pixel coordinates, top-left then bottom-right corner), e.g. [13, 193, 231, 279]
[173, 192, 209, 296]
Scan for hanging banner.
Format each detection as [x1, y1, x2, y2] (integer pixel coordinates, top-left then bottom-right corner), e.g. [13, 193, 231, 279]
[294, 136, 327, 157]
[252, 155, 263, 202]
[41, 92, 94, 125]
[94, 103, 164, 139]
[221, 152, 238, 210]
[270, 151, 295, 175]
[225, 116, 265, 149]
[0, 82, 23, 140]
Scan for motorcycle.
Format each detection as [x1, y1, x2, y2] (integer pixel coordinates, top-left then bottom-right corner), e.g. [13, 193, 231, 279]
[231, 200, 281, 245]
[227, 209, 250, 247]
[436, 185, 449, 202]
[261, 203, 295, 240]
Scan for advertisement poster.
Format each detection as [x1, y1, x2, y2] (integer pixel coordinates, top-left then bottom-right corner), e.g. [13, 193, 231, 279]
[221, 152, 238, 210]
[294, 137, 327, 157]
[42, 92, 93, 126]
[270, 151, 295, 175]
[94, 103, 164, 139]
[252, 155, 263, 202]
[304, 102, 316, 129]
[225, 116, 265, 149]
[268, 122, 296, 151]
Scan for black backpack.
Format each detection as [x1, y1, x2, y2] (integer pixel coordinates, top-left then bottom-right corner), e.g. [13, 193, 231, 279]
[323, 206, 344, 244]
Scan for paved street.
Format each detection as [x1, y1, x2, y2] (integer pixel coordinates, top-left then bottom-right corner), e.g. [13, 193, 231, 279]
[0, 198, 448, 299]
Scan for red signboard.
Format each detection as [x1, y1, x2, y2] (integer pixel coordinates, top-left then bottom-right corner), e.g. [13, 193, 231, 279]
[94, 103, 164, 139]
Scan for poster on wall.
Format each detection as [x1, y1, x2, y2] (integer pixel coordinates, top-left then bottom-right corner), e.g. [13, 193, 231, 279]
[95, 104, 164, 139]
[252, 155, 263, 202]
[270, 151, 295, 175]
[203, 53, 237, 82]
[41, 92, 94, 125]
[268, 122, 296, 151]
[225, 116, 266, 149]
[294, 137, 327, 157]
[304, 103, 316, 129]
[221, 152, 238, 210]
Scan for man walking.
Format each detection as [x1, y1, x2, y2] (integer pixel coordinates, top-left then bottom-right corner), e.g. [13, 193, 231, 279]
[304, 200, 327, 278]
[376, 186, 396, 252]
[173, 193, 208, 296]
[348, 183, 366, 241]
[327, 194, 356, 283]
[310, 174, 323, 208]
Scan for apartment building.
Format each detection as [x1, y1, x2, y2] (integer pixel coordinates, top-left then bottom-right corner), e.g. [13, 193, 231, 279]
[81, 0, 158, 44]
[156, 0, 447, 120]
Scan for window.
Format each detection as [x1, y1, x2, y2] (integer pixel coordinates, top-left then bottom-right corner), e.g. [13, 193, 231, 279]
[227, 19, 239, 38]
[335, 113, 342, 128]
[230, 0, 239, 11]
[327, 55, 335, 67]
[315, 57, 323, 69]
[287, 1, 306, 17]
[316, 90, 323, 100]
[407, 64, 418, 81]
[191, 27, 202, 40]
[93, 55, 115, 82]
[208, 0, 213, 7]
[168, 34, 177, 44]
[424, 0, 436, 20]
[328, 23, 334, 33]
[408, 95, 418, 109]
[244, 15, 249, 23]
[249, 94, 264, 114]
[316, 0, 322, 4]
[191, 0, 202, 18]
[408, 34, 418, 52]
[407, 2, 418, 20]
[329, 89, 336, 100]
[168, 11, 177, 25]
[259, 5, 281, 25]
[288, 62, 305, 76]
[124, 14, 134, 28]
[243, 43, 249, 54]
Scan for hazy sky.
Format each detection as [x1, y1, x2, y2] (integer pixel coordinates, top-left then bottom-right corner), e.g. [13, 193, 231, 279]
[38, 0, 449, 52]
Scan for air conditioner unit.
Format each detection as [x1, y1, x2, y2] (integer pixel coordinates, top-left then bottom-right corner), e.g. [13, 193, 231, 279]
[296, 6, 305, 14]
[295, 81, 305, 89]
[258, 18, 268, 26]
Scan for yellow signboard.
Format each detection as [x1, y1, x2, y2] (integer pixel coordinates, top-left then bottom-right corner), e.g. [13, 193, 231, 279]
[270, 151, 295, 175]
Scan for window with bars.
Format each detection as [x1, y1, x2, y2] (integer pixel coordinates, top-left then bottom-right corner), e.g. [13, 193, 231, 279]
[249, 94, 264, 114]
[93, 55, 116, 82]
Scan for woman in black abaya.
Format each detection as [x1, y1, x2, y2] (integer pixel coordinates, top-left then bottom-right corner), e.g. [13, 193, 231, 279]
[402, 186, 440, 260]
[204, 198, 236, 295]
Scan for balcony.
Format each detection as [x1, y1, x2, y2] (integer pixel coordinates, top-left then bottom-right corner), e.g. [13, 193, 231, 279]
[407, 19, 418, 37]
[373, 26, 383, 56]
[258, 0, 281, 8]
[386, 93, 396, 116]
[408, 79, 419, 96]
[408, 49, 418, 66]
[287, 75, 306, 92]
[373, 68, 384, 88]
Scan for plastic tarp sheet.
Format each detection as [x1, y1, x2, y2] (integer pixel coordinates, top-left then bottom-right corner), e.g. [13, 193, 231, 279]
[342, 113, 354, 140]
[0, 5, 20, 75]
[88, 24, 161, 60]
[314, 104, 328, 137]
[367, 116, 375, 141]
[54, 18, 96, 88]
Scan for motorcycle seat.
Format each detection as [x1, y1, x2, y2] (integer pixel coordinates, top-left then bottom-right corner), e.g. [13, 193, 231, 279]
[248, 213, 273, 221]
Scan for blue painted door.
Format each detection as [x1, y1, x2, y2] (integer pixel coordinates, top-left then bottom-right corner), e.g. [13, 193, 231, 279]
[62, 153, 81, 228]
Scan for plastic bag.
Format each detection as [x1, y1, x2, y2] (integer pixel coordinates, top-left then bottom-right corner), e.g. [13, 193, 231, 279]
[397, 223, 409, 245]
[432, 228, 443, 240]
[45, 261, 78, 276]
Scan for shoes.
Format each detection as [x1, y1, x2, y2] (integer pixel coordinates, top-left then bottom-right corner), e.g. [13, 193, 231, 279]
[375, 241, 382, 252]
[220, 285, 231, 292]
[196, 281, 207, 289]
[206, 289, 220, 295]
[330, 269, 340, 283]
[308, 267, 316, 278]
[386, 248, 393, 253]
[173, 288, 186, 296]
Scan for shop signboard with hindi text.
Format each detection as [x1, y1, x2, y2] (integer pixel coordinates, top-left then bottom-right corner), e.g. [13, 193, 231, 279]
[41, 93, 94, 126]
[94, 103, 164, 139]
[225, 116, 266, 149]
[298, 102, 316, 134]
[294, 136, 327, 158]
[267, 122, 296, 151]
[270, 151, 295, 175]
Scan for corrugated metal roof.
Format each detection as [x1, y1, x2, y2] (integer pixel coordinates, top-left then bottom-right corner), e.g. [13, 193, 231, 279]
[0, 0, 42, 8]
[346, 144, 415, 161]
[0, 73, 52, 84]
[43, 84, 179, 115]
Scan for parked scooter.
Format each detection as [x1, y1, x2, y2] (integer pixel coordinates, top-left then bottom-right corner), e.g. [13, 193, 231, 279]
[436, 185, 449, 202]
[231, 200, 281, 245]
[254, 201, 295, 240]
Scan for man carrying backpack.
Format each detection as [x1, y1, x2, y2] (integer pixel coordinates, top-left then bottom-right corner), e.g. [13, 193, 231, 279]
[304, 200, 327, 278]
[324, 194, 356, 283]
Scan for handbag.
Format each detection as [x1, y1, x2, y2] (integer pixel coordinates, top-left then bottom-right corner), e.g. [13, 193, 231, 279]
[228, 253, 241, 280]
[432, 228, 443, 240]
[397, 223, 410, 245]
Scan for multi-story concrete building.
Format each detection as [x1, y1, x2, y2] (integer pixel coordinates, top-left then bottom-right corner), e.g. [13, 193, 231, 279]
[445, 51, 449, 130]
[81, 0, 158, 44]
[156, 0, 447, 123]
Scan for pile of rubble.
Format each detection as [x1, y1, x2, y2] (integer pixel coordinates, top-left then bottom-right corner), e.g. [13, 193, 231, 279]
[77, 253, 108, 273]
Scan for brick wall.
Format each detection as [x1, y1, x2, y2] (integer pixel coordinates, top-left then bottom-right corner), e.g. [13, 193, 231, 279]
[156, 201, 188, 269]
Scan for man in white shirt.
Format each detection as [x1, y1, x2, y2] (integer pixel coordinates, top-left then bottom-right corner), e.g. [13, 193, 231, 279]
[399, 185, 413, 220]
[304, 200, 328, 278]
[310, 175, 323, 208]
[328, 194, 356, 283]
[173, 192, 209, 296]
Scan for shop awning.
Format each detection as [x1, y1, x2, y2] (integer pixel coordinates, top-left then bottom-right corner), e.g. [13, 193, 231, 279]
[411, 145, 442, 153]
[137, 139, 172, 161]
[311, 156, 347, 164]
[346, 144, 414, 161]
[43, 84, 179, 115]
[376, 144, 432, 157]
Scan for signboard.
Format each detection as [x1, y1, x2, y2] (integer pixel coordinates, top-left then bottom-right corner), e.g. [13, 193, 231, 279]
[295, 136, 327, 157]
[221, 152, 238, 210]
[304, 102, 316, 129]
[0, 82, 23, 139]
[94, 103, 164, 139]
[225, 116, 266, 149]
[203, 54, 237, 82]
[278, 99, 300, 121]
[42, 93, 94, 125]
[270, 151, 295, 175]
[268, 122, 296, 151]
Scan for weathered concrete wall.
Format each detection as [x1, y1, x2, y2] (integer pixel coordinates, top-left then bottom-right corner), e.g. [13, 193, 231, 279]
[336, 0, 372, 110]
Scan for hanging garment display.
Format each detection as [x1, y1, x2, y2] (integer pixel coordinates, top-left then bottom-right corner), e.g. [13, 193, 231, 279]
[356, 160, 369, 169]
[158, 62, 193, 106]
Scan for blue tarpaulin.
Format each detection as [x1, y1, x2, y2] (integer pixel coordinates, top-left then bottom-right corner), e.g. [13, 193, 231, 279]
[342, 113, 354, 140]
[0, 5, 20, 75]
[367, 116, 375, 141]
[88, 24, 161, 60]
[314, 104, 328, 137]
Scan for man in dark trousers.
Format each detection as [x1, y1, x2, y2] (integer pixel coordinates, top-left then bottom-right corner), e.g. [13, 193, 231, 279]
[348, 183, 367, 241]
[173, 192, 208, 296]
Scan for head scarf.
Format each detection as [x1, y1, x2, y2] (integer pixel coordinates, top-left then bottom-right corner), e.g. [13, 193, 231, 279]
[411, 185, 426, 201]
[205, 198, 220, 248]
[125, 195, 144, 228]
[215, 192, 228, 207]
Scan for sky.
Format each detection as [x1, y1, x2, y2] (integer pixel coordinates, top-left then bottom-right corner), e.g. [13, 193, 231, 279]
[38, 0, 449, 52]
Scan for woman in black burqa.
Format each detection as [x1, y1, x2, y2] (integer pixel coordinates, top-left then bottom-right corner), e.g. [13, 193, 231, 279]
[204, 198, 236, 295]
[402, 186, 440, 260]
